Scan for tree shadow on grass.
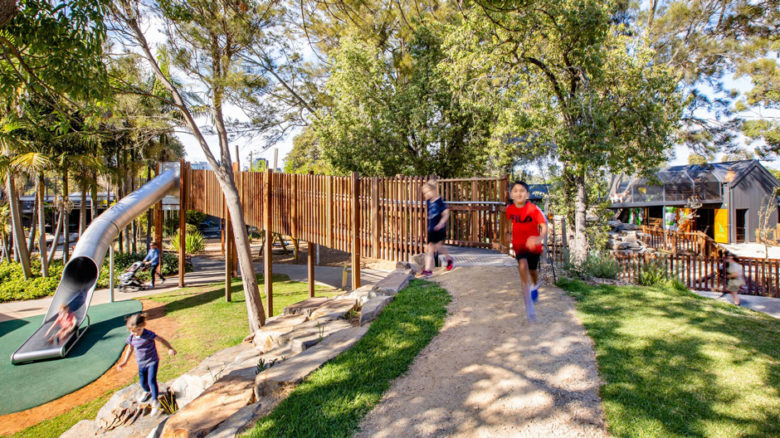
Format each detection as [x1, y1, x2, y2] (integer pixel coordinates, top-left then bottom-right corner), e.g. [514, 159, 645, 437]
[560, 279, 780, 437]
[146, 274, 290, 317]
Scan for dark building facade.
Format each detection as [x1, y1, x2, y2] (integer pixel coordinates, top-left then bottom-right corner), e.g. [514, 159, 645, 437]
[609, 160, 779, 244]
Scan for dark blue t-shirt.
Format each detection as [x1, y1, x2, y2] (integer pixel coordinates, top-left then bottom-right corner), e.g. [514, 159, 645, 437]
[127, 329, 159, 367]
[427, 198, 448, 231]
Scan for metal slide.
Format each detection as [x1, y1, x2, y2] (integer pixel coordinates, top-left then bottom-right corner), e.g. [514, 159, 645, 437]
[11, 165, 180, 364]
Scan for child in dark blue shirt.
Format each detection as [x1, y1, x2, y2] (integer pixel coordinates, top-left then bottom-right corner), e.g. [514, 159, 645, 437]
[420, 181, 454, 277]
[117, 313, 176, 416]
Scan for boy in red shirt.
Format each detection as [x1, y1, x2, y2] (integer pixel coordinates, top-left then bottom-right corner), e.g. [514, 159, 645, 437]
[506, 181, 548, 322]
[45, 304, 76, 345]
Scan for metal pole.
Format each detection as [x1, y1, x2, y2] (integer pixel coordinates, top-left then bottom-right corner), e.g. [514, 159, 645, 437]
[109, 244, 115, 303]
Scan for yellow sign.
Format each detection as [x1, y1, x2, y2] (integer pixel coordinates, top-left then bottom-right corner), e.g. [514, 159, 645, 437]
[714, 209, 728, 243]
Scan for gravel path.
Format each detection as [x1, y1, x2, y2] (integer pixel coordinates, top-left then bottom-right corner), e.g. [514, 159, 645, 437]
[356, 266, 609, 438]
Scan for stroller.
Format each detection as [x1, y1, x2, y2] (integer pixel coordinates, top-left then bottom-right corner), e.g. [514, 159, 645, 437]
[119, 261, 148, 292]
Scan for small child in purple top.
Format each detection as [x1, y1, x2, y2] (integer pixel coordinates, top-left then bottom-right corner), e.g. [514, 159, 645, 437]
[117, 313, 176, 415]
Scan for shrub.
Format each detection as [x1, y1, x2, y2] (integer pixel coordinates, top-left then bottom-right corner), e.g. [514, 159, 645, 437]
[563, 250, 621, 280]
[637, 260, 667, 287]
[169, 229, 205, 254]
[0, 259, 65, 302]
[582, 253, 621, 279]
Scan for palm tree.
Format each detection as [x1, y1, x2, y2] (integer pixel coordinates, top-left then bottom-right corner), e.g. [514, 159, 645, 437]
[0, 116, 32, 278]
[13, 151, 54, 276]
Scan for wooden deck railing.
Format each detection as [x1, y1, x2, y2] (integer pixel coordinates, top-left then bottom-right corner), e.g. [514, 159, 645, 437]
[186, 168, 509, 262]
[639, 225, 720, 257]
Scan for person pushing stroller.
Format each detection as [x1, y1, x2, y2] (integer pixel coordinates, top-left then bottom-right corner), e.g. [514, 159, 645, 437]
[143, 242, 166, 288]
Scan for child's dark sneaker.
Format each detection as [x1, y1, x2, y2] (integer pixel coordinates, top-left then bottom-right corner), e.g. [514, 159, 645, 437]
[138, 391, 152, 403]
[417, 270, 433, 278]
[446, 258, 454, 271]
[531, 288, 539, 302]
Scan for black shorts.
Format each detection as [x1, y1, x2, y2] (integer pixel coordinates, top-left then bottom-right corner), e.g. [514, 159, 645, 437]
[427, 228, 446, 244]
[515, 252, 540, 270]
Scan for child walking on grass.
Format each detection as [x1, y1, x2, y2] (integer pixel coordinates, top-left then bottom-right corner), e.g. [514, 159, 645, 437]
[45, 304, 75, 345]
[419, 181, 454, 277]
[117, 313, 176, 415]
[506, 181, 548, 322]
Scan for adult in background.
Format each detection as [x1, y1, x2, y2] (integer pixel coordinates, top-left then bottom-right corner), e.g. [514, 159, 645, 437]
[143, 242, 166, 288]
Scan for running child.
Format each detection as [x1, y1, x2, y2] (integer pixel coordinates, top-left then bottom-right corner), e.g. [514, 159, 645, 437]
[722, 254, 745, 306]
[117, 313, 176, 415]
[505, 181, 548, 322]
[45, 304, 76, 345]
[419, 181, 454, 277]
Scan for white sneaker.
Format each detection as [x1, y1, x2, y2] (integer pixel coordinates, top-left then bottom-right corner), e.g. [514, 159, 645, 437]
[137, 391, 151, 403]
[150, 401, 161, 416]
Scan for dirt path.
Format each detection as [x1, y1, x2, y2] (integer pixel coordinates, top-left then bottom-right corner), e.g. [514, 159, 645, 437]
[356, 266, 609, 438]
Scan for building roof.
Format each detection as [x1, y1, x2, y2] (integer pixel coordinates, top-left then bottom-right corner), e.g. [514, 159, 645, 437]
[609, 160, 778, 208]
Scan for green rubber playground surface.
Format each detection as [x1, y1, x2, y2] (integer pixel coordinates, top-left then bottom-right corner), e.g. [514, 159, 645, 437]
[0, 300, 141, 415]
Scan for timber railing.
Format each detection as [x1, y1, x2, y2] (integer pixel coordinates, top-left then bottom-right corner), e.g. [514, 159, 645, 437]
[611, 252, 780, 298]
[185, 168, 509, 262]
[639, 225, 720, 258]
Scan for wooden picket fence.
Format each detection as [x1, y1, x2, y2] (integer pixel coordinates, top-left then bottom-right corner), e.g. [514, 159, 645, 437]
[610, 252, 780, 297]
[185, 168, 508, 262]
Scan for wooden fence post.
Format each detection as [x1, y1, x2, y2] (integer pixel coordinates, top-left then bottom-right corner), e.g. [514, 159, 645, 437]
[308, 240, 315, 298]
[351, 172, 361, 290]
[327, 177, 333, 248]
[291, 174, 298, 263]
[264, 169, 274, 316]
[372, 178, 380, 259]
[178, 160, 187, 288]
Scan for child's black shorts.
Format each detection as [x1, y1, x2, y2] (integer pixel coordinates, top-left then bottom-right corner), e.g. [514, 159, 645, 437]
[515, 252, 541, 270]
[427, 228, 446, 244]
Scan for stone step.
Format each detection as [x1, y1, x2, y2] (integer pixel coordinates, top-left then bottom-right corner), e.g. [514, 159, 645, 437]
[255, 326, 369, 397]
[359, 296, 393, 326]
[370, 270, 413, 297]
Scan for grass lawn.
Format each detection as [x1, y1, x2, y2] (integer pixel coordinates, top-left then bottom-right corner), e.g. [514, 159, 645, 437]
[246, 279, 450, 438]
[10, 274, 337, 438]
[558, 279, 780, 438]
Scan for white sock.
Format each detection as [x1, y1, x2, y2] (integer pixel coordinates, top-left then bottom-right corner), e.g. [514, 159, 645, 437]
[524, 291, 536, 320]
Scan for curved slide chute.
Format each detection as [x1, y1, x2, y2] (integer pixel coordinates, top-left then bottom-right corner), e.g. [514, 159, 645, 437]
[11, 166, 180, 364]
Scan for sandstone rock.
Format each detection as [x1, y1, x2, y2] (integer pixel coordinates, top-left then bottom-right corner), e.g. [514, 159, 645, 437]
[95, 384, 143, 429]
[286, 319, 354, 353]
[412, 253, 426, 267]
[395, 261, 422, 274]
[283, 297, 329, 316]
[169, 372, 211, 409]
[309, 297, 358, 320]
[161, 367, 256, 438]
[359, 296, 393, 325]
[255, 326, 369, 397]
[204, 402, 265, 438]
[61, 419, 97, 438]
[252, 314, 308, 350]
[370, 270, 412, 297]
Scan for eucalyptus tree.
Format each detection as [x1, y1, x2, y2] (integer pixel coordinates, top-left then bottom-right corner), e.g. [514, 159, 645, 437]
[0, 116, 31, 277]
[110, 0, 305, 331]
[639, 0, 779, 156]
[445, 1, 681, 264]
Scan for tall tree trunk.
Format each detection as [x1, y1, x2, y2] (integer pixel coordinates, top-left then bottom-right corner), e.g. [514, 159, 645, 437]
[5, 174, 31, 278]
[27, 197, 37, 256]
[123, 8, 266, 332]
[117, 181, 124, 253]
[79, 181, 87, 236]
[0, 0, 17, 28]
[90, 180, 98, 221]
[146, 165, 152, 250]
[37, 174, 48, 276]
[63, 170, 69, 263]
[47, 200, 63, 265]
[572, 174, 588, 266]
[0, 233, 7, 263]
[131, 174, 137, 253]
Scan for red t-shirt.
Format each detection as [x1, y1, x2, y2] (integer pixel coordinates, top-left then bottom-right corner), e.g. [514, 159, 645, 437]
[55, 311, 75, 331]
[507, 202, 547, 254]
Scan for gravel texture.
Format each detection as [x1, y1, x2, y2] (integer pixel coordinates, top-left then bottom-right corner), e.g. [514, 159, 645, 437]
[355, 266, 609, 438]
